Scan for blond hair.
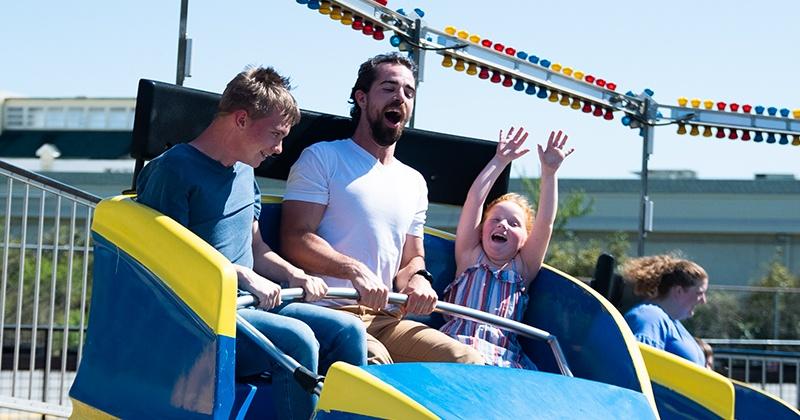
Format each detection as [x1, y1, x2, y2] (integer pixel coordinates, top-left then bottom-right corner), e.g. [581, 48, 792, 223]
[218, 66, 301, 125]
[622, 254, 707, 300]
[483, 193, 535, 233]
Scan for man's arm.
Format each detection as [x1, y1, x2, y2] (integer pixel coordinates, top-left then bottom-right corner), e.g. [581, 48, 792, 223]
[280, 199, 389, 310]
[394, 234, 437, 315]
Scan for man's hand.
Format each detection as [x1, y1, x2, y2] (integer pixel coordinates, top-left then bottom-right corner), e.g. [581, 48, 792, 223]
[236, 265, 282, 310]
[287, 270, 329, 302]
[349, 262, 389, 311]
[400, 274, 438, 315]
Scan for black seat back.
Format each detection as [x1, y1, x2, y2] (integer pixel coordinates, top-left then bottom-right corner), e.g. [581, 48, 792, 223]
[130, 79, 508, 205]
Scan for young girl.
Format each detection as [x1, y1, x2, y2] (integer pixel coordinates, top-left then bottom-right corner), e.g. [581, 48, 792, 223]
[440, 126, 573, 369]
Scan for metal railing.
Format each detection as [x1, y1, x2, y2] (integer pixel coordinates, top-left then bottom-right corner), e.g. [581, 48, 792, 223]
[706, 339, 800, 408]
[0, 160, 99, 418]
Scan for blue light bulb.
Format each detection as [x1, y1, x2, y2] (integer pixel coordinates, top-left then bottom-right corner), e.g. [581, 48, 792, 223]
[767, 107, 777, 116]
[537, 86, 548, 99]
[525, 84, 536, 95]
[513, 79, 525, 91]
[754, 132, 764, 142]
[754, 105, 765, 115]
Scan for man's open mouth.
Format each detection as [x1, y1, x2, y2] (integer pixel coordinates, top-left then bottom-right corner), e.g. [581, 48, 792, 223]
[384, 110, 403, 125]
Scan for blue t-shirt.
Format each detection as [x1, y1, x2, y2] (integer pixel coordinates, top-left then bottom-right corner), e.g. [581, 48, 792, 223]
[624, 303, 705, 366]
[135, 143, 261, 268]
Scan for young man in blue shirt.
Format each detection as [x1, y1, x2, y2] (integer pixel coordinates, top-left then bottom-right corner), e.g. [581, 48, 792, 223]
[136, 66, 366, 419]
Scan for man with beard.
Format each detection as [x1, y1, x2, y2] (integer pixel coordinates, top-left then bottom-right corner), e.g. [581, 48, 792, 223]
[281, 53, 484, 365]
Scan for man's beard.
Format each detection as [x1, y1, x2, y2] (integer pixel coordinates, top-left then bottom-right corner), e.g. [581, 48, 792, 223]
[368, 108, 405, 147]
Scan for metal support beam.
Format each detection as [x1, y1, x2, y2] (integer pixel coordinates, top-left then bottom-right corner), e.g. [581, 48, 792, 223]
[175, 0, 189, 86]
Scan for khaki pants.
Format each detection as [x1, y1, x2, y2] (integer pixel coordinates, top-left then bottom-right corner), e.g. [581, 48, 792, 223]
[336, 305, 485, 365]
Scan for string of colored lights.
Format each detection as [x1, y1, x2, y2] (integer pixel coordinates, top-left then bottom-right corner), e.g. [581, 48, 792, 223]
[293, 0, 800, 146]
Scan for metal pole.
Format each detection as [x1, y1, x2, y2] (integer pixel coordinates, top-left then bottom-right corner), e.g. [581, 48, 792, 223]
[637, 124, 654, 257]
[175, 0, 189, 86]
[408, 18, 423, 128]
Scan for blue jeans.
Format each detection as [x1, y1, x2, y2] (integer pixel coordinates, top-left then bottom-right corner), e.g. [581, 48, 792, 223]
[236, 303, 367, 419]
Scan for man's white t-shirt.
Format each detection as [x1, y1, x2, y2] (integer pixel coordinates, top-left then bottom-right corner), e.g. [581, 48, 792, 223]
[284, 139, 428, 304]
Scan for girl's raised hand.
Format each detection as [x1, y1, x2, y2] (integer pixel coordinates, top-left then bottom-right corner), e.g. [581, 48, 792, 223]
[538, 130, 574, 174]
[496, 126, 530, 164]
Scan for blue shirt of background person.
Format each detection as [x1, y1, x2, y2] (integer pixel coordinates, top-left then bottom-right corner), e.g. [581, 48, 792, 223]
[621, 254, 709, 367]
[625, 303, 705, 366]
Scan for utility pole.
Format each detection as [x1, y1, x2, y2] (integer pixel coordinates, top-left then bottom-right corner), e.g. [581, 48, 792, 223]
[176, 0, 191, 86]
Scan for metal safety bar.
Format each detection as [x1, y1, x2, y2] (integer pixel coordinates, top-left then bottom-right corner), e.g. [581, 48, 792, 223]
[237, 287, 573, 377]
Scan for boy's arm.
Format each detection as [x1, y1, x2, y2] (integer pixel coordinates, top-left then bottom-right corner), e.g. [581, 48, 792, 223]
[251, 220, 328, 302]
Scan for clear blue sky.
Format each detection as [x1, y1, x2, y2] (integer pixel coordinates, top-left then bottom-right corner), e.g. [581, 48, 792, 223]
[2, 0, 798, 180]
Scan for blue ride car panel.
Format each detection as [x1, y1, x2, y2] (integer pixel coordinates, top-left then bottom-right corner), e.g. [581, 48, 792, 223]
[362, 363, 656, 419]
[651, 382, 720, 420]
[733, 381, 800, 419]
[70, 234, 236, 418]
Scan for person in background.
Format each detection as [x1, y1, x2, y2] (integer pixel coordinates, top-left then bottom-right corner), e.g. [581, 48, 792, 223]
[622, 254, 709, 366]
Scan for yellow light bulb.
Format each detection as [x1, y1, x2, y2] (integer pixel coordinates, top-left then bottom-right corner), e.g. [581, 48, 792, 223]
[573, 71, 584, 80]
[454, 59, 466, 72]
[677, 124, 687, 135]
[551, 63, 562, 72]
[469, 34, 481, 43]
[559, 95, 571, 106]
[570, 98, 582, 110]
[457, 30, 469, 40]
[341, 11, 353, 25]
[690, 98, 701, 108]
[330, 6, 342, 20]
[548, 91, 559, 102]
[677, 97, 688, 107]
[444, 26, 456, 35]
[319, 0, 331, 14]
[562, 67, 573, 76]
[466, 62, 478, 75]
[441, 55, 454, 68]
[703, 100, 713, 110]
[702, 126, 713, 137]
[690, 125, 700, 136]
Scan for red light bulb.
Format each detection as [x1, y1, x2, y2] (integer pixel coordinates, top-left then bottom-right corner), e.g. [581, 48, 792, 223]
[362, 21, 374, 36]
[505, 47, 516, 56]
[490, 70, 501, 83]
[742, 104, 752, 113]
[603, 108, 614, 120]
[728, 129, 738, 140]
[493, 43, 505, 52]
[478, 67, 490, 79]
[584, 75, 595, 84]
[741, 130, 751, 141]
[372, 26, 384, 40]
[729, 103, 740, 112]
[481, 39, 492, 48]
[352, 16, 363, 30]
[502, 74, 513, 87]
[596, 79, 606, 87]
[606, 82, 617, 91]
[582, 103, 593, 113]
[715, 128, 726, 138]
[593, 106, 604, 117]
[716, 102, 726, 111]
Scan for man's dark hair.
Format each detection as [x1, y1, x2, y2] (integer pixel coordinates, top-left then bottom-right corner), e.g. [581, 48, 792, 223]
[348, 53, 416, 123]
